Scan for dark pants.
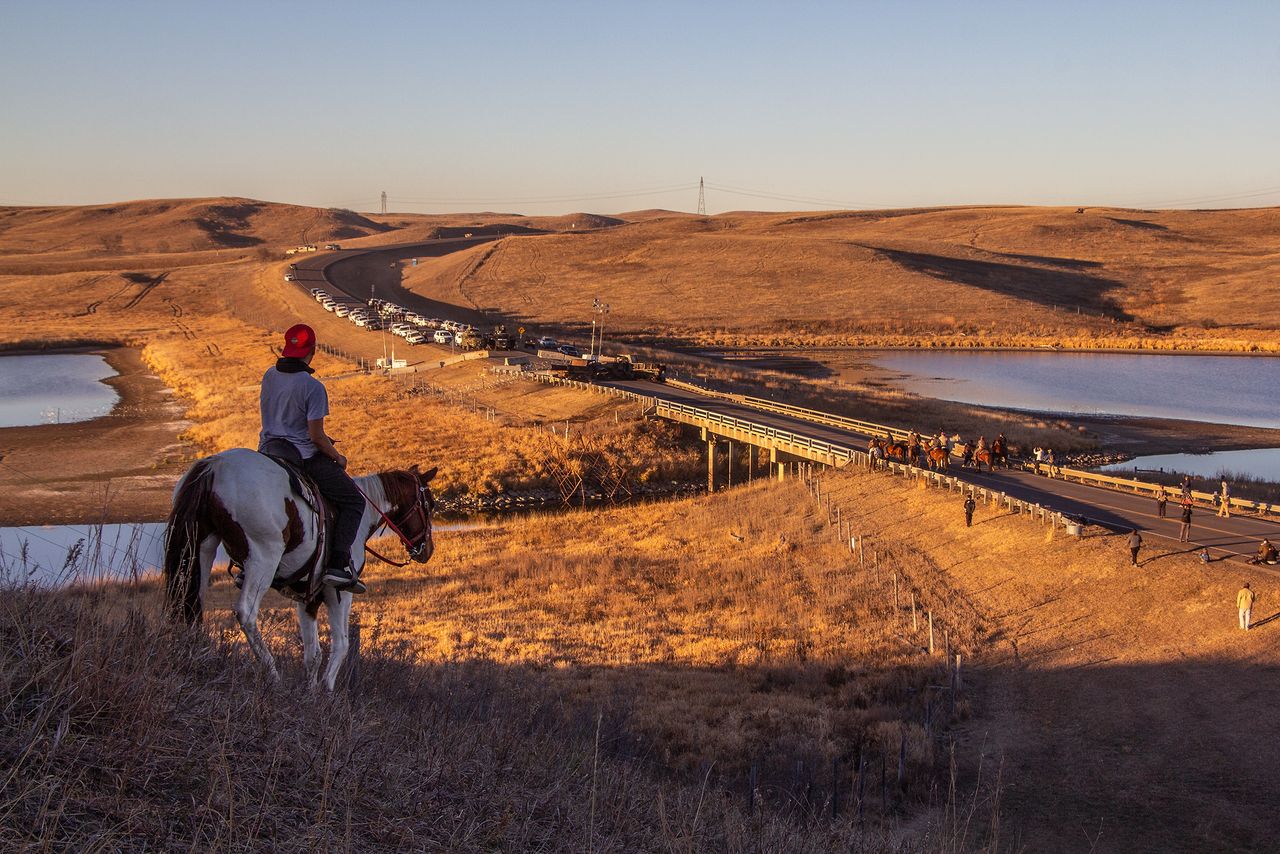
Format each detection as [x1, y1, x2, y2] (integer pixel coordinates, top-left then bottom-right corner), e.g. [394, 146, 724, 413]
[1157, 501, 1166, 517]
[965, 511, 974, 527]
[303, 455, 366, 568]
[1130, 547, 1140, 565]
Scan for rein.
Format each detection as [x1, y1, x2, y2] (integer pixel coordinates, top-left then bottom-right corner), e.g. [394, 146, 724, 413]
[351, 478, 432, 567]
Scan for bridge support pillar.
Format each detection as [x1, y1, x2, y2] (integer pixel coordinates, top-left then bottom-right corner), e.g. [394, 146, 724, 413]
[707, 437, 728, 492]
[770, 447, 786, 481]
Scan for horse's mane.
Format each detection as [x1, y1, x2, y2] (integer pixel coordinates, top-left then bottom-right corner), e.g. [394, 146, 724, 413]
[371, 469, 418, 513]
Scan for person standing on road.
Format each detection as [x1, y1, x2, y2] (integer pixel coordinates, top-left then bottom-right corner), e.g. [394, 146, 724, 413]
[1156, 488, 1168, 518]
[1238, 582, 1256, 630]
[1180, 477, 1192, 504]
[964, 494, 976, 527]
[1219, 479, 1231, 518]
[1033, 446, 1044, 474]
[1179, 501, 1193, 542]
[1045, 448, 1057, 476]
[1128, 529, 1143, 566]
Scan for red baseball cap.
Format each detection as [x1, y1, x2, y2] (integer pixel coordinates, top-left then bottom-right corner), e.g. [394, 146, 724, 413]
[282, 324, 316, 358]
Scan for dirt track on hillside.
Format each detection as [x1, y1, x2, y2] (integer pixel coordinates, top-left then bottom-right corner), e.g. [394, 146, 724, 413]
[0, 347, 193, 525]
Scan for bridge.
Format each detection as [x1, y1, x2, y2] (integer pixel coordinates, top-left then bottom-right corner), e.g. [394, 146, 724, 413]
[541, 373, 1280, 566]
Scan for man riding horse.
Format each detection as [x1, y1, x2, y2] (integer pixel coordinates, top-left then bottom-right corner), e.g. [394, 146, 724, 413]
[258, 324, 366, 594]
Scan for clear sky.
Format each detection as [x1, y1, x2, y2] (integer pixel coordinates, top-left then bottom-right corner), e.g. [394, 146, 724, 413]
[2, 1, 1278, 214]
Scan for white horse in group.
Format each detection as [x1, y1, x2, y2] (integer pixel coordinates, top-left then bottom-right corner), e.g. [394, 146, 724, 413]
[163, 448, 437, 691]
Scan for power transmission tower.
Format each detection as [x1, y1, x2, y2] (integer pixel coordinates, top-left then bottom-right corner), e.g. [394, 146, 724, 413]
[381, 191, 387, 215]
[697, 177, 706, 216]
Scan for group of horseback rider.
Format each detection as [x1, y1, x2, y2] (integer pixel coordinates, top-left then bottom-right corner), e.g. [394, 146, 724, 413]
[867, 430, 1009, 471]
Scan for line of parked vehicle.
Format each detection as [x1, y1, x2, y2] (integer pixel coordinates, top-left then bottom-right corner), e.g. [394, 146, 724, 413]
[309, 287, 586, 355]
[310, 289, 473, 346]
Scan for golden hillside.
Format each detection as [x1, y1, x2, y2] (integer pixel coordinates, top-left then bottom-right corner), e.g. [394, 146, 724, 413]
[394, 205, 1280, 344]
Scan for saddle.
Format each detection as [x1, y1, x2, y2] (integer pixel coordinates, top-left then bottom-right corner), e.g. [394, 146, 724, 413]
[245, 439, 334, 604]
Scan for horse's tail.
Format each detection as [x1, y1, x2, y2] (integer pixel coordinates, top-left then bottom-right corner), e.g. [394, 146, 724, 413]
[164, 459, 216, 625]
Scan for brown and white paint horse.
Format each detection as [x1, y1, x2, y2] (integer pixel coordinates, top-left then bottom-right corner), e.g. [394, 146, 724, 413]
[164, 448, 437, 691]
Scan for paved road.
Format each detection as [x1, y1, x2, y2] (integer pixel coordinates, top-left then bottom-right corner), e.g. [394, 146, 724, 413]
[289, 236, 496, 322]
[608, 379, 1280, 566]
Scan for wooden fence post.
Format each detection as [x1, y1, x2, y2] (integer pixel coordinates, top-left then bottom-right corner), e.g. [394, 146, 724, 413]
[928, 611, 934, 655]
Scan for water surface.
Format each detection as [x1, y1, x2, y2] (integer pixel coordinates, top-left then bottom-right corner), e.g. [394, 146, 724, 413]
[1101, 450, 1280, 483]
[0, 523, 165, 587]
[0, 353, 120, 427]
[867, 350, 1280, 428]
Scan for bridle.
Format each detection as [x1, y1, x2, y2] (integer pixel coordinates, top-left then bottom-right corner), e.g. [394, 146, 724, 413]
[352, 476, 435, 568]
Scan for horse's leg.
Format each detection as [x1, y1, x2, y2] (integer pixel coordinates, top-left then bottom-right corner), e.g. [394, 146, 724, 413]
[233, 549, 285, 683]
[297, 602, 321, 689]
[320, 588, 352, 692]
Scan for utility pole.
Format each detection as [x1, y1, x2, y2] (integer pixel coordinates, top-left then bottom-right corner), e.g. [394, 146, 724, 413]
[381, 191, 387, 215]
[697, 176, 706, 216]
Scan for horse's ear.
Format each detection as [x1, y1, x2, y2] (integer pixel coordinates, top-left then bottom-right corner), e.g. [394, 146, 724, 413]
[419, 466, 438, 483]
[408, 464, 420, 473]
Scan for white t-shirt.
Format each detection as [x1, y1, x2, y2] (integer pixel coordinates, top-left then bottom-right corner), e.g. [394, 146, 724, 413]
[259, 365, 328, 459]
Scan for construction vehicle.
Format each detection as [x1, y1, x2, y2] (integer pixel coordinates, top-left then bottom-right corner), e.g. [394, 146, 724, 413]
[455, 328, 484, 350]
[484, 324, 514, 351]
[548, 354, 665, 383]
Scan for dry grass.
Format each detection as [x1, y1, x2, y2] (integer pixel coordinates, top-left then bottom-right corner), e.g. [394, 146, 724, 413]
[2, 584, 920, 852]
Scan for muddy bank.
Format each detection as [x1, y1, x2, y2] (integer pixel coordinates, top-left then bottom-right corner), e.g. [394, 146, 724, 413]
[0, 346, 193, 526]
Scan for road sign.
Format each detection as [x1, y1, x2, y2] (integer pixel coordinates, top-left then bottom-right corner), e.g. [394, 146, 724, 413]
[518, 326, 525, 335]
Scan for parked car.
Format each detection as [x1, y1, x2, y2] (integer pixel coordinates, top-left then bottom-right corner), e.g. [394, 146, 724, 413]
[556, 344, 581, 357]
[536, 336, 558, 349]
[322, 301, 336, 312]
[404, 331, 426, 344]
[335, 305, 352, 318]
[314, 292, 330, 302]
[284, 272, 297, 282]
[433, 330, 454, 345]
[324, 243, 341, 250]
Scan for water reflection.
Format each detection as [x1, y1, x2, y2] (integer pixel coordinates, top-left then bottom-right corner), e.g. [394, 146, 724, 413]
[0, 353, 120, 427]
[868, 350, 1280, 428]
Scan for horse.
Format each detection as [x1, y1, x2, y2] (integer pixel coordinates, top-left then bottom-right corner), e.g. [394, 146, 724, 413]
[990, 437, 1009, 468]
[884, 441, 910, 462]
[163, 448, 437, 691]
[926, 446, 949, 471]
[973, 448, 994, 471]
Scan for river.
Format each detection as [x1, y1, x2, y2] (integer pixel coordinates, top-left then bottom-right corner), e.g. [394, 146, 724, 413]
[865, 350, 1280, 429]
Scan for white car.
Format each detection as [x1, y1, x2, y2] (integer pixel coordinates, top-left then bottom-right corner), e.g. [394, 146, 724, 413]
[433, 330, 454, 345]
[334, 305, 351, 318]
[322, 301, 336, 312]
[404, 331, 426, 344]
[314, 292, 330, 302]
[536, 336, 557, 349]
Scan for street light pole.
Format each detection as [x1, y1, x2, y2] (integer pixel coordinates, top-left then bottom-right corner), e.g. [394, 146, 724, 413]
[597, 302, 610, 358]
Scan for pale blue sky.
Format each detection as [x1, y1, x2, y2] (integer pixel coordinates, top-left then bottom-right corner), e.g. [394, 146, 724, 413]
[2, 1, 1277, 214]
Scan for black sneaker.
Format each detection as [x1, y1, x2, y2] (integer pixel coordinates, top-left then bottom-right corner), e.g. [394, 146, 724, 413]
[322, 566, 367, 595]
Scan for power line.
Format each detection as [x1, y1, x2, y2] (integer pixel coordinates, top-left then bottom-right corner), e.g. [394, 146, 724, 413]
[697, 177, 705, 216]
[384, 182, 697, 206]
[704, 181, 883, 210]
